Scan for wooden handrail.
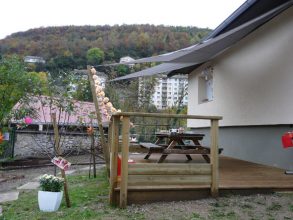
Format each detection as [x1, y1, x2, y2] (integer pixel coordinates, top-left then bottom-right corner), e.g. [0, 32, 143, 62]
[112, 112, 222, 120]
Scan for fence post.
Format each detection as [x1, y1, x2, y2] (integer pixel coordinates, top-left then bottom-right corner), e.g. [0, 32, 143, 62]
[108, 120, 113, 154]
[120, 116, 130, 208]
[109, 116, 119, 206]
[210, 119, 219, 197]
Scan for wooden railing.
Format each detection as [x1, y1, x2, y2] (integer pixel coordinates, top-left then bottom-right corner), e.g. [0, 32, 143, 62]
[108, 112, 222, 208]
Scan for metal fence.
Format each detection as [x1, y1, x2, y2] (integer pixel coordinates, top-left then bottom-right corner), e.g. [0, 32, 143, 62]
[0, 128, 16, 160]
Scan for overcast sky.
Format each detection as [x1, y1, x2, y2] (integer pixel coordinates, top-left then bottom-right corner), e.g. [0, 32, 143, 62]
[0, 0, 246, 40]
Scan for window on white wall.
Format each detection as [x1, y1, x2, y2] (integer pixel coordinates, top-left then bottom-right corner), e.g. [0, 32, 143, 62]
[198, 66, 214, 104]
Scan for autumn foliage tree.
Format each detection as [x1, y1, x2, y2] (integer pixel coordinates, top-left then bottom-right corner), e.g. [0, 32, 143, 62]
[0, 55, 45, 128]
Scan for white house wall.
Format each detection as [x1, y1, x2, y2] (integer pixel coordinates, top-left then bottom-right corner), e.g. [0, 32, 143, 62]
[188, 7, 293, 128]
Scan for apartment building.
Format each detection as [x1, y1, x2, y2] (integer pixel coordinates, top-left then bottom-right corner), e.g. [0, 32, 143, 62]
[139, 74, 188, 109]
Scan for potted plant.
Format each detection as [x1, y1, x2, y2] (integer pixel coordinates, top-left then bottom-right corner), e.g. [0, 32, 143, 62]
[38, 174, 64, 212]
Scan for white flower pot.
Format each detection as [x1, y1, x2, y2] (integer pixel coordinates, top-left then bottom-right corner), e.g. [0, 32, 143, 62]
[38, 191, 63, 212]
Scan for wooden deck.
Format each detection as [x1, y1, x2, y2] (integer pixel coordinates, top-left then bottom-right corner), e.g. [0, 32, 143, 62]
[113, 153, 293, 205]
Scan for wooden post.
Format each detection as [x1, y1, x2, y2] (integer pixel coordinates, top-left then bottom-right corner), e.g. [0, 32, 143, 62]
[108, 120, 113, 153]
[91, 132, 97, 178]
[119, 116, 130, 208]
[51, 113, 71, 208]
[109, 116, 119, 206]
[87, 65, 110, 176]
[210, 119, 219, 197]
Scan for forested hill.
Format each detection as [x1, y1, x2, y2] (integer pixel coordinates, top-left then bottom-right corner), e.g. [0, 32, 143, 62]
[0, 25, 211, 69]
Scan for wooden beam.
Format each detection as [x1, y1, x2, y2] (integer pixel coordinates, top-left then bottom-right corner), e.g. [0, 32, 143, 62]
[87, 66, 110, 176]
[128, 175, 211, 186]
[113, 112, 222, 120]
[128, 163, 211, 175]
[210, 119, 219, 197]
[108, 120, 112, 149]
[119, 116, 130, 208]
[109, 116, 119, 206]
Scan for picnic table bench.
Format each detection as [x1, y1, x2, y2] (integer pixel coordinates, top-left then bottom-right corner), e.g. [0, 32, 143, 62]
[139, 142, 165, 159]
[139, 132, 223, 163]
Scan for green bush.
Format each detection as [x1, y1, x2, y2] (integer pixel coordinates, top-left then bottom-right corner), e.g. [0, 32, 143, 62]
[39, 174, 64, 192]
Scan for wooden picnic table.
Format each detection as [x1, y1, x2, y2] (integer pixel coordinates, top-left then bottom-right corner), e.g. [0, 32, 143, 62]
[140, 132, 223, 163]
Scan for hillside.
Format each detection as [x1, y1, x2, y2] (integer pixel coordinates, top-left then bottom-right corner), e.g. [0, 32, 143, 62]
[0, 25, 211, 69]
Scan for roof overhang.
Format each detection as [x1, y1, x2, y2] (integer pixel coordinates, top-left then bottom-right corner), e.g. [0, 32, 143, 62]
[110, 1, 292, 81]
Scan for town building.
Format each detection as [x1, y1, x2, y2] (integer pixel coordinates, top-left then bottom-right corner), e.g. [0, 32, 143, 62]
[10, 95, 109, 158]
[24, 56, 45, 64]
[139, 74, 188, 109]
[119, 56, 135, 67]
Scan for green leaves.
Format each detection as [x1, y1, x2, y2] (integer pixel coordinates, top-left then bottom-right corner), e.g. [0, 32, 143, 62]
[86, 48, 105, 65]
[39, 174, 64, 192]
[0, 56, 41, 127]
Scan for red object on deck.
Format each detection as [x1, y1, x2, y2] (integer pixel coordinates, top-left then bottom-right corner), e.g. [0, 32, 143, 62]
[117, 156, 135, 176]
[282, 132, 293, 148]
[117, 156, 121, 176]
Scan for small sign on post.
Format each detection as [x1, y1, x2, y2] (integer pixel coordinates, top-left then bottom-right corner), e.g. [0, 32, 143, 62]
[51, 157, 71, 171]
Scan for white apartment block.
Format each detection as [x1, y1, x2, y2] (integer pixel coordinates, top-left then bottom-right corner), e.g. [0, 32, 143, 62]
[139, 74, 188, 109]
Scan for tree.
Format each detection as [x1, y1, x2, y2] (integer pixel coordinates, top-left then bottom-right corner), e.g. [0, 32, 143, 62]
[115, 64, 130, 77]
[86, 48, 105, 65]
[138, 76, 157, 111]
[71, 76, 92, 102]
[0, 55, 42, 128]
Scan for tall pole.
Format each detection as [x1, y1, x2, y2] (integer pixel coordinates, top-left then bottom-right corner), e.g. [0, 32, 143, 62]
[87, 66, 110, 176]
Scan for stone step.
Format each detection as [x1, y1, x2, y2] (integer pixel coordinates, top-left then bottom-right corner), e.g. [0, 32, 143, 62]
[17, 182, 40, 191]
[0, 191, 19, 203]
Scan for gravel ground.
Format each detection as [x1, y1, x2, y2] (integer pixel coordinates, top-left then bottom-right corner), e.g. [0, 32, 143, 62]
[128, 193, 293, 220]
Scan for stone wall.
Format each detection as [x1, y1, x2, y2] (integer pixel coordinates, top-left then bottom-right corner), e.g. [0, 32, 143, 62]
[14, 131, 94, 158]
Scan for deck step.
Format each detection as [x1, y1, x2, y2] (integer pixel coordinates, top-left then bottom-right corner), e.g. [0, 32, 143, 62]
[115, 185, 210, 191]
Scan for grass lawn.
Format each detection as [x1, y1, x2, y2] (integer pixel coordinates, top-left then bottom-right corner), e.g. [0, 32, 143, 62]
[1, 169, 144, 220]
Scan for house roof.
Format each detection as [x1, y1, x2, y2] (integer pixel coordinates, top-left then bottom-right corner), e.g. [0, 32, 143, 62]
[111, 0, 292, 81]
[205, 0, 291, 40]
[11, 96, 109, 127]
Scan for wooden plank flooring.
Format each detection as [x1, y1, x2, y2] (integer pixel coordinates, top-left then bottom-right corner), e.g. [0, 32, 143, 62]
[219, 156, 293, 190]
[129, 153, 293, 190]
